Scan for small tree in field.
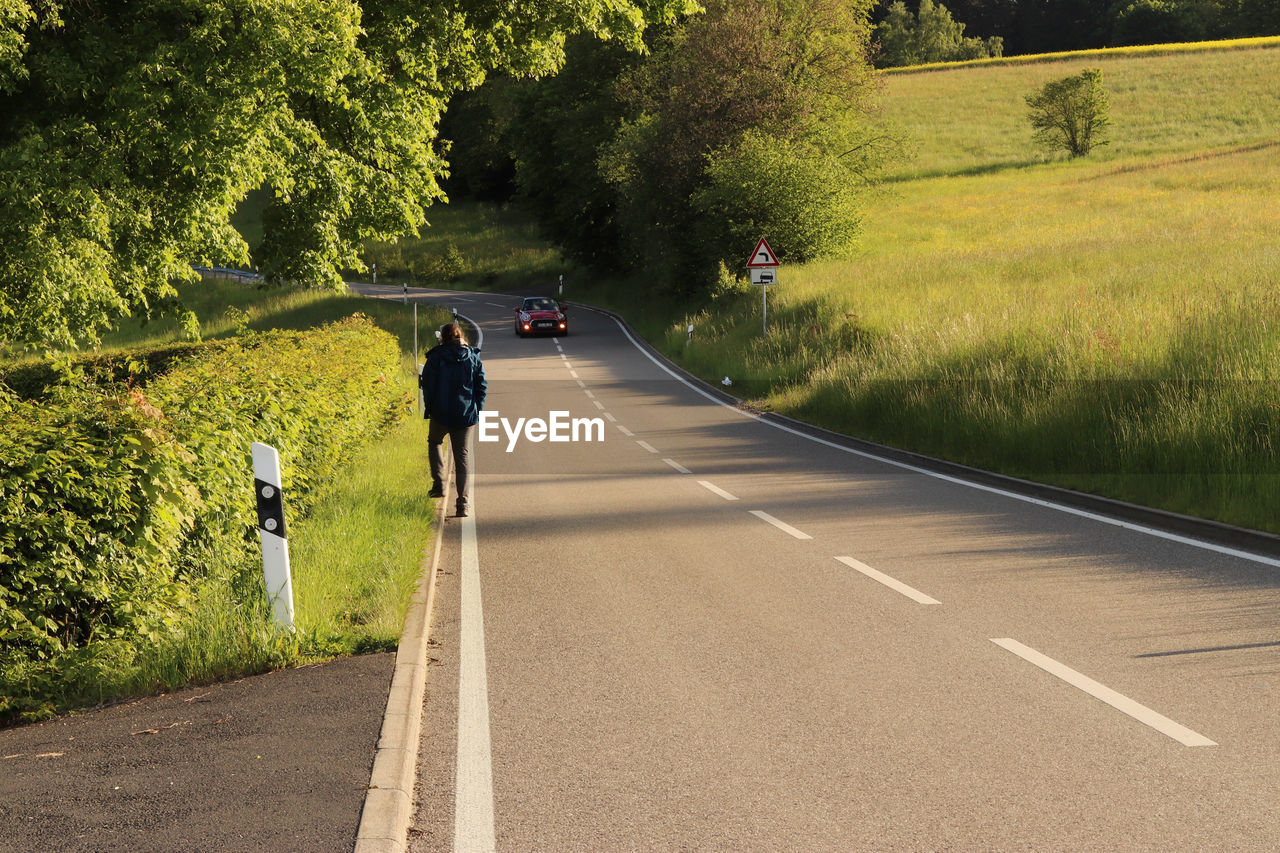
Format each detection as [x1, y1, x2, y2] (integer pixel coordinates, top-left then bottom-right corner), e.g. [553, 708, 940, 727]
[1025, 69, 1111, 157]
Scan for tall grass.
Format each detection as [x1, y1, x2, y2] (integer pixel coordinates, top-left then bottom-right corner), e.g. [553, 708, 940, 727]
[566, 42, 1280, 534]
[636, 139, 1280, 532]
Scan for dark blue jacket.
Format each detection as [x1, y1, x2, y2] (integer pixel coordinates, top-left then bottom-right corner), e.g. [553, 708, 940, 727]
[420, 343, 486, 427]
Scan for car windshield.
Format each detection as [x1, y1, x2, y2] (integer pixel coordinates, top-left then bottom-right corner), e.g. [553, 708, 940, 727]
[524, 298, 558, 311]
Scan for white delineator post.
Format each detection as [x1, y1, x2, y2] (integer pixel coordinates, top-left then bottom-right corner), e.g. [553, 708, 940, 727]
[414, 303, 420, 416]
[251, 442, 295, 629]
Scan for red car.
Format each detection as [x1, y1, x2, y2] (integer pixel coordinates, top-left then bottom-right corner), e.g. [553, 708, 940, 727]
[514, 296, 568, 337]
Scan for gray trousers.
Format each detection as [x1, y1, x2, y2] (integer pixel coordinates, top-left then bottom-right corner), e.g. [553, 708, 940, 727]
[428, 420, 472, 505]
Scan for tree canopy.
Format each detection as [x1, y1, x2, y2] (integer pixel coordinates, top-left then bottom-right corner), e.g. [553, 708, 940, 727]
[499, 0, 891, 293]
[1026, 68, 1111, 157]
[874, 0, 1003, 67]
[0, 0, 694, 349]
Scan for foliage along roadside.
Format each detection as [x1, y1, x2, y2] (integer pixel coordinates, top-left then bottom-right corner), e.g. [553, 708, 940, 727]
[0, 314, 405, 724]
[0, 0, 697, 351]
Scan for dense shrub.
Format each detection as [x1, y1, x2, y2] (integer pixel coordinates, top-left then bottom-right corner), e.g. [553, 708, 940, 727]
[692, 132, 865, 267]
[0, 315, 405, 722]
[0, 386, 196, 658]
[0, 340, 233, 400]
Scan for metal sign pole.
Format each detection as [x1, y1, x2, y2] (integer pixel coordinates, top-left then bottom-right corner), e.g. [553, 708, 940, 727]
[762, 283, 767, 336]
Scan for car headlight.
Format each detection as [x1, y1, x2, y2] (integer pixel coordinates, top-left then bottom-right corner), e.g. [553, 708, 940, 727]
[556, 312, 565, 321]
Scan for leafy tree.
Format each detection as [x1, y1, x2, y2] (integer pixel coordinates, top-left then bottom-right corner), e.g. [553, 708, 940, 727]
[602, 0, 890, 288]
[506, 36, 642, 272]
[1110, 0, 1212, 45]
[691, 132, 864, 266]
[873, 0, 1003, 68]
[0, 0, 694, 349]
[1025, 68, 1111, 157]
[438, 79, 520, 203]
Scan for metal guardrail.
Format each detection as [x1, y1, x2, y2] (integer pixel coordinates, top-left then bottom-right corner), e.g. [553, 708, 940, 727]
[192, 265, 264, 283]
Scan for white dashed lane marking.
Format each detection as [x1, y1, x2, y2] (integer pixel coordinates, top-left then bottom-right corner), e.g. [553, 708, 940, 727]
[698, 481, 738, 501]
[990, 638, 1217, 747]
[834, 556, 940, 605]
[748, 510, 812, 540]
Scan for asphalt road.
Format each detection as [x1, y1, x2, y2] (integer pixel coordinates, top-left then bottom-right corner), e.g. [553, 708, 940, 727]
[374, 284, 1280, 851]
[0, 652, 394, 852]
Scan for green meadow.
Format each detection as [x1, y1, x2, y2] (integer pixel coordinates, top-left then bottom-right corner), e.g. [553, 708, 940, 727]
[581, 39, 1280, 533]
[881, 37, 1280, 178]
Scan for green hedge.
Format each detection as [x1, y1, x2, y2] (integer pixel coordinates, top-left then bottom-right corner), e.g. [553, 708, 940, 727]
[0, 314, 406, 722]
[0, 340, 234, 401]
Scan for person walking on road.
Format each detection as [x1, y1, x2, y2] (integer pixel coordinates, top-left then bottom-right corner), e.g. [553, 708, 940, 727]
[421, 322, 486, 517]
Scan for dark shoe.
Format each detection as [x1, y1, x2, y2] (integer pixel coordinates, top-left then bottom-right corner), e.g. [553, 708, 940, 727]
[455, 501, 469, 518]
[428, 482, 444, 498]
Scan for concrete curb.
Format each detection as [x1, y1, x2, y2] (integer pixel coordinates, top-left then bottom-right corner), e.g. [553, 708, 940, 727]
[574, 300, 1280, 562]
[354, 453, 450, 853]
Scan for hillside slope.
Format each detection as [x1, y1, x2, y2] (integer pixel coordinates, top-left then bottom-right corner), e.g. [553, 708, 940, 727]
[881, 39, 1280, 178]
[631, 39, 1280, 532]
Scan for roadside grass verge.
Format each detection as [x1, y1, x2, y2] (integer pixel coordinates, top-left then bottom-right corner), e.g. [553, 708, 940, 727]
[2, 279, 446, 723]
[288, 415, 432, 653]
[12, 414, 435, 721]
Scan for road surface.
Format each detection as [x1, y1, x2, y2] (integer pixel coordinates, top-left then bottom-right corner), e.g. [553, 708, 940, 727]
[360, 284, 1280, 852]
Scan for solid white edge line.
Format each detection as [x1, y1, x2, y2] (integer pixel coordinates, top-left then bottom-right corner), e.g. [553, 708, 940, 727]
[663, 458, 693, 474]
[749, 510, 813, 540]
[616, 425, 634, 437]
[603, 314, 1280, 569]
[455, 311, 485, 353]
[455, 501, 498, 851]
[990, 638, 1217, 747]
[636, 440, 659, 453]
[834, 556, 940, 605]
[698, 480, 739, 501]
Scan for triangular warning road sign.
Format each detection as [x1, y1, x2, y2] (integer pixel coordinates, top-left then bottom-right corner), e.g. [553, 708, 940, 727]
[746, 237, 780, 268]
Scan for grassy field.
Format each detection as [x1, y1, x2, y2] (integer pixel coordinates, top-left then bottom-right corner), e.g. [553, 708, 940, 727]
[569, 39, 1280, 533]
[880, 38, 1280, 178]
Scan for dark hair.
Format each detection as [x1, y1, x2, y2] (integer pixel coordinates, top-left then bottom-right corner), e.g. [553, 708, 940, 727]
[440, 322, 467, 345]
